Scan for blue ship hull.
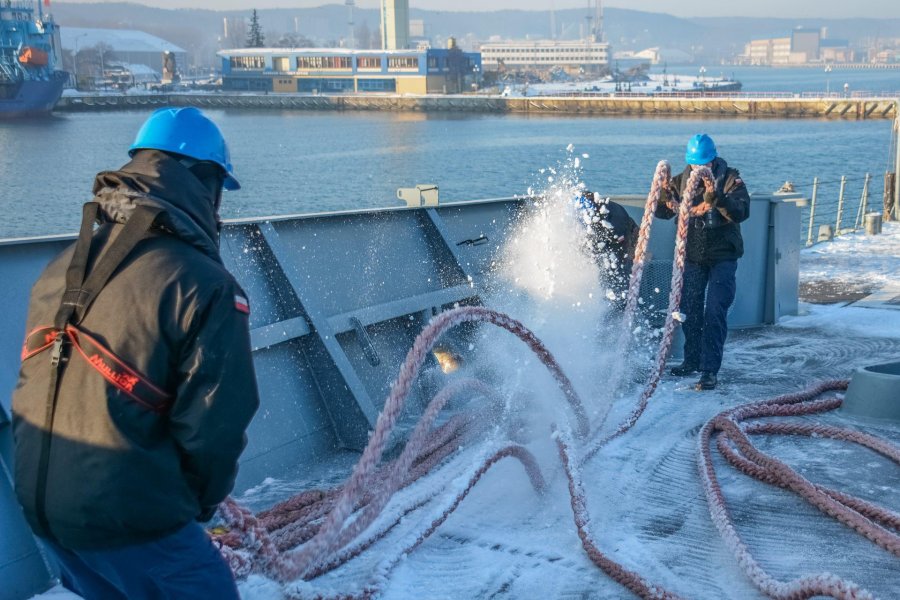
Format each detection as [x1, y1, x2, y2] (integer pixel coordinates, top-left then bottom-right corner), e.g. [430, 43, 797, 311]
[0, 71, 67, 118]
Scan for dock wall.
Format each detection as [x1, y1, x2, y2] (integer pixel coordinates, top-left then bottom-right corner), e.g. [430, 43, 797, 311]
[56, 93, 899, 119]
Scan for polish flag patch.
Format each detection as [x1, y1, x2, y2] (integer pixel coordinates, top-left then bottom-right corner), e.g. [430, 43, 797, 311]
[234, 294, 250, 315]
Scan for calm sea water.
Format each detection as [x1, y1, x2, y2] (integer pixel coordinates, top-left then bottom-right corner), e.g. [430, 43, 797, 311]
[654, 65, 900, 94]
[0, 67, 897, 238]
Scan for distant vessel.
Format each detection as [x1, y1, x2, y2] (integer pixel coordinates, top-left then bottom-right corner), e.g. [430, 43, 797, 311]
[0, 1, 67, 118]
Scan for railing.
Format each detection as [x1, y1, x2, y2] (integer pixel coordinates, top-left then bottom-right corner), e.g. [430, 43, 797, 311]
[530, 90, 900, 99]
[797, 172, 888, 245]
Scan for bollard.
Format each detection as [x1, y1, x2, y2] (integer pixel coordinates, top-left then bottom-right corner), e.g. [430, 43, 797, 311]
[817, 224, 834, 243]
[865, 212, 883, 236]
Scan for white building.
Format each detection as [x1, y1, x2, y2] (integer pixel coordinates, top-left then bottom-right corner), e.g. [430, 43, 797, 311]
[381, 0, 410, 50]
[480, 40, 610, 72]
[60, 27, 185, 74]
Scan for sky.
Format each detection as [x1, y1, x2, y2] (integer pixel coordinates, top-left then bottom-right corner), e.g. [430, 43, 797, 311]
[53, 0, 900, 19]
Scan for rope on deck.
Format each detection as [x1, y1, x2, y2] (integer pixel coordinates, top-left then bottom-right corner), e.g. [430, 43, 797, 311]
[699, 379, 900, 599]
[583, 163, 714, 463]
[212, 161, 897, 600]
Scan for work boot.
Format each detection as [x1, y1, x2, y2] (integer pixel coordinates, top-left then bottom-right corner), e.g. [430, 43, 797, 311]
[695, 371, 717, 390]
[670, 362, 699, 376]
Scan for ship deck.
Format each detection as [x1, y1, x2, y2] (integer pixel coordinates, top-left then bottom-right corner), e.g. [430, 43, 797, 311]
[226, 224, 900, 599]
[17, 218, 900, 600]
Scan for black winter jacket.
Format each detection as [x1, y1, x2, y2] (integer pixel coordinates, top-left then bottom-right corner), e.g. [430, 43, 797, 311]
[587, 197, 639, 276]
[13, 151, 260, 549]
[654, 157, 750, 264]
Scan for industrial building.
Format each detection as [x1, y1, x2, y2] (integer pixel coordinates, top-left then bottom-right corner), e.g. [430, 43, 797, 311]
[480, 40, 610, 74]
[60, 27, 185, 75]
[741, 28, 853, 65]
[219, 47, 481, 94]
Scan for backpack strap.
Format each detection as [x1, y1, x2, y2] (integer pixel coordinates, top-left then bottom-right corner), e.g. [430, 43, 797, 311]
[54, 202, 163, 330]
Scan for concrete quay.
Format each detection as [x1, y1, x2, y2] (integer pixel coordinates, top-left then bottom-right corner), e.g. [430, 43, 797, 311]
[56, 93, 899, 119]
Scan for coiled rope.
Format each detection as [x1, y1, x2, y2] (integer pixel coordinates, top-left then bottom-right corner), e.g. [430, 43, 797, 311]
[699, 380, 899, 599]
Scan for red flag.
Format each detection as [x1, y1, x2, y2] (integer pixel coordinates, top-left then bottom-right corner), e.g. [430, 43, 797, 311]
[44, 0, 51, 6]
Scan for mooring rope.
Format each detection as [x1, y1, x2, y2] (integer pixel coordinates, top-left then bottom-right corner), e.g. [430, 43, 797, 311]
[213, 162, 898, 600]
[555, 425, 686, 600]
[583, 164, 714, 465]
[270, 306, 589, 581]
[698, 379, 900, 599]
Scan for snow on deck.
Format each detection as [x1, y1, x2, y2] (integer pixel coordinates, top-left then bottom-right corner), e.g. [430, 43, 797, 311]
[34, 223, 900, 600]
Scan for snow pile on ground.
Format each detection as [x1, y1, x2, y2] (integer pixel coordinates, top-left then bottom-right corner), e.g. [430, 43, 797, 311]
[800, 221, 900, 290]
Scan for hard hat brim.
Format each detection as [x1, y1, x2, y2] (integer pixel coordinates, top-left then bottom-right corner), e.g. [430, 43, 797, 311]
[223, 174, 241, 191]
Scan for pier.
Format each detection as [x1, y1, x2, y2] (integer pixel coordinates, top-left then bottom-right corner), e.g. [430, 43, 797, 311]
[55, 93, 899, 119]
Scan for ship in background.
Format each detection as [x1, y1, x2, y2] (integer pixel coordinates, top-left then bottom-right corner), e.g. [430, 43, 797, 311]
[0, 0, 67, 118]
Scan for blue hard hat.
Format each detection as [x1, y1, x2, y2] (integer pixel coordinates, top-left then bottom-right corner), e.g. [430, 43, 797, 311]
[129, 107, 240, 191]
[577, 192, 594, 210]
[685, 133, 717, 165]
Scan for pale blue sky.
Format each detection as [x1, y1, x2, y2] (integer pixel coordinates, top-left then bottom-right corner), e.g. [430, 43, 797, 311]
[55, 1, 900, 19]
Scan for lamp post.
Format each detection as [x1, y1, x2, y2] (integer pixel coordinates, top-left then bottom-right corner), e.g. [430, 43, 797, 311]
[825, 64, 832, 95]
[98, 45, 106, 91]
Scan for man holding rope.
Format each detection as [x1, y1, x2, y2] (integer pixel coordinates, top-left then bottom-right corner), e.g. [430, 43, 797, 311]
[655, 134, 750, 390]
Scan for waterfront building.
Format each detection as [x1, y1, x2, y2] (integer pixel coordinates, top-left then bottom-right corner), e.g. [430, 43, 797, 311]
[60, 27, 185, 75]
[820, 39, 854, 63]
[480, 40, 610, 74]
[791, 29, 821, 62]
[744, 37, 791, 65]
[219, 47, 481, 94]
[740, 28, 860, 65]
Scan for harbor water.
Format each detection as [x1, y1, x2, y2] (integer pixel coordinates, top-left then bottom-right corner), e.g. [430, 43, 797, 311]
[0, 109, 894, 239]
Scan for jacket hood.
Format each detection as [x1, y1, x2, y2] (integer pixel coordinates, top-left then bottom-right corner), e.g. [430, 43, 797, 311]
[91, 150, 222, 263]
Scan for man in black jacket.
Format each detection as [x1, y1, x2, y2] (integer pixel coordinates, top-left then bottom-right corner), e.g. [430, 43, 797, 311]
[13, 107, 259, 598]
[655, 134, 750, 390]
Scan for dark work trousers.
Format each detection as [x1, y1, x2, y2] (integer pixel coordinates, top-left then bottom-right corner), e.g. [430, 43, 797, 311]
[681, 259, 738, 374]
[42, 522, 240, 600]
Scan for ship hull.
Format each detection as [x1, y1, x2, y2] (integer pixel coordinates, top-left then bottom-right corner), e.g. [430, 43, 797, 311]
[0, 71, 67, 118]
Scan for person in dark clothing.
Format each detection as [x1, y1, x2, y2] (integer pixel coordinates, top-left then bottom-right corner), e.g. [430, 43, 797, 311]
[579, 191, 640, 309]
[12, 107, 260, 599]
[655, 134, 750, 390]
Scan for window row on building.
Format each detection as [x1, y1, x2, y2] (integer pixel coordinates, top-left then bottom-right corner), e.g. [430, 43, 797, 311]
[219, 48, 482, 95]
[484, 47, 607, 55]
[480, 42, 610, 69]
[496, 56, 606, 63]
[228, 54, 421, 73]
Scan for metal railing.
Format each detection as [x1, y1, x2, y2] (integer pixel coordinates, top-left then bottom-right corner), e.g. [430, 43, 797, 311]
[530, 90, 900, 100]
[801, 172, 883, 246]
